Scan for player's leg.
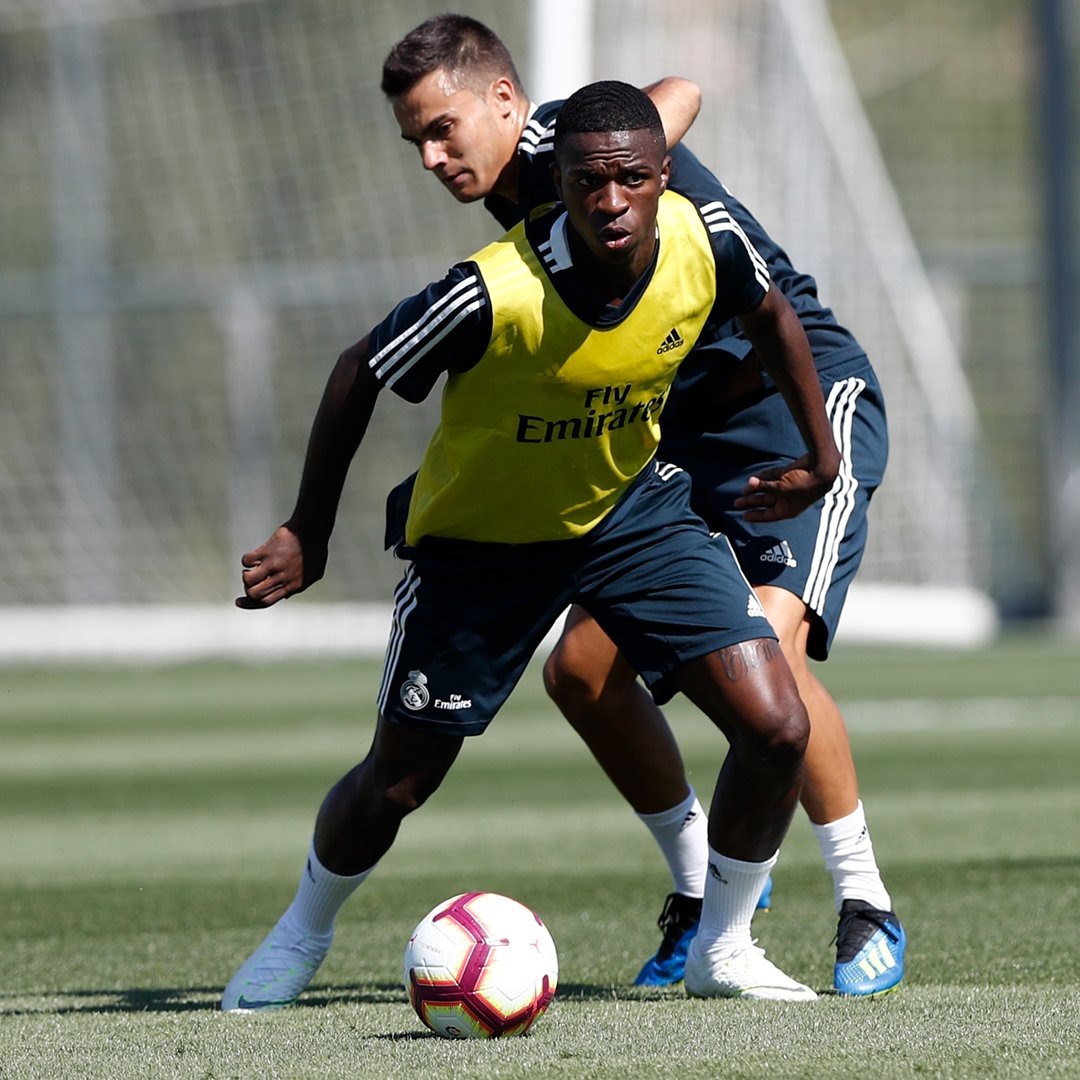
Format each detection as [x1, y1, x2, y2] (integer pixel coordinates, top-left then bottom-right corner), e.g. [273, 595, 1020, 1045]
[221, 717, 463, 1012]
[223, 547, 570, 1012]
[735, 364, 903, 995]
[677, 360, 903, 994]
[757, 584, 906, 997]
[542, 605, 692, 814]
[543, 605, 773, 987]
[577, 465, 814, 999]
[313, 717, 465, 874]
[674, 642, 806, 858]
[757, 586, 859, 824]
[670, 640, 817, 1001]
[759, 586, 896, 877]
[542, 608, 708, 987]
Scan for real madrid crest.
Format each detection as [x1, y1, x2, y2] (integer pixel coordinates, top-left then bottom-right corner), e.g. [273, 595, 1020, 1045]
[401, 669, 430, 710]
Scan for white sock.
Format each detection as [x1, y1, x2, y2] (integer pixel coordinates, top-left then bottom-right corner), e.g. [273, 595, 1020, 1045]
[280, 838, 375, 939]
[696, 846, 778, 954]
[812, 800, 892, 912]
[636, 788, 708, 898]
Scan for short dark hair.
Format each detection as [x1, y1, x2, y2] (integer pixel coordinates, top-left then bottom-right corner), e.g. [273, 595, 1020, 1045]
[381, 14, 525, 98]
[553, 81, 665, 157]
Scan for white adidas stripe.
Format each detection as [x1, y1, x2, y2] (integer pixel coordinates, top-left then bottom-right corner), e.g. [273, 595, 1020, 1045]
[699, 201, 770, 292]
[710, 529, 764, 597]
[803, 377, 866, 614]
[520, 118, 555, 155]
[700, 202, 768, 267]
[538, 212, 572, 272]
[371, 277, 484, 389]
[377, 565, 421, 713]
[382, 295, 484, 391]
[803, 378, 863, 611]
[523, 136, 555, 156]
[703, 226, 769, 285]
[857, 938, 897, 978]
[369, 275, 477, 371]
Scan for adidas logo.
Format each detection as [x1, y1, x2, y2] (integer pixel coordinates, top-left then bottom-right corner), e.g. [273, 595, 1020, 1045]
[656, 327, 684, 354]
[708, 862, 729, 885]
[858, 938, 899, 978]
[760, 540, 797, 568]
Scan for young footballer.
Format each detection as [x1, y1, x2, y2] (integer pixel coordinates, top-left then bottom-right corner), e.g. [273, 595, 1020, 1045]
[222, 81, 838, 1010]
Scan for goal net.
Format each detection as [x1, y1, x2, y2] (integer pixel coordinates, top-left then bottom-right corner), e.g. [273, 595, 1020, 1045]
[0, 0, 994, 660]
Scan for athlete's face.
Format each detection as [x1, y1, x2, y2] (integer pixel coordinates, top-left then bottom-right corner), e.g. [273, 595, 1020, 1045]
[553, 129, 670, 285]
[392, 68, 521, 203]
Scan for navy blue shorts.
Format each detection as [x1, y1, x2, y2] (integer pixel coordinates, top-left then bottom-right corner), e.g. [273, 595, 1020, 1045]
[377, 462, 774, 735]
[661, 355, 888, 660]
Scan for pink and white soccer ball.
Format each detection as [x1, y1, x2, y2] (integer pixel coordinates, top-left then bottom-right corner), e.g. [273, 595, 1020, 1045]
[403, 891, 558, 1039]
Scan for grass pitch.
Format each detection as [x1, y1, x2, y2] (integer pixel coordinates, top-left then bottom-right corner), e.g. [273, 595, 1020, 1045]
[2, 633, 1078, 1078]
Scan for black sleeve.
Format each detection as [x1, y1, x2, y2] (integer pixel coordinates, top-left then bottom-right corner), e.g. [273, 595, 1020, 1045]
[366, 263, 492, 403]
[701, 201, 771, 325]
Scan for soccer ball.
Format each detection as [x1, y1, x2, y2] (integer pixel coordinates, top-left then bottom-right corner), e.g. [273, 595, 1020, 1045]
[403, 891, 558, 1039]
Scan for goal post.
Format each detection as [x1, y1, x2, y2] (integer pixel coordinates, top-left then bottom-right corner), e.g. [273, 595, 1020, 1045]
[588, 0, 996, 646]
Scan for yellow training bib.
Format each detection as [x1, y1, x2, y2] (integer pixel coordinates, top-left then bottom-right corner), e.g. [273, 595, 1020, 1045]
[406, 191, 717, 545]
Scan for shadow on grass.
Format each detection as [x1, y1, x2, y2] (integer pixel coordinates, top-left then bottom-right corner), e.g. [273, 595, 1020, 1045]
[0, 985, 223, 1016]
[0, 979, 672, 1017]
[319, 982, 676, 1008]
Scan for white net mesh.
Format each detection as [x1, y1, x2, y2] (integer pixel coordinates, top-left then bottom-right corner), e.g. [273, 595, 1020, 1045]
[0, 0, 987, 616]
[590, 0, 986, 593]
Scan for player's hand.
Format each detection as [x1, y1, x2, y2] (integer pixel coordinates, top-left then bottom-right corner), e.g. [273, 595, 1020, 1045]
[235, 524, 328, 609]
[734, 455, 836, 522]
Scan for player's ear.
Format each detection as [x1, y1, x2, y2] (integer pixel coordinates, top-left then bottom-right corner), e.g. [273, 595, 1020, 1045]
[491, 76, 517, 117]
[659, 153, 671, 193]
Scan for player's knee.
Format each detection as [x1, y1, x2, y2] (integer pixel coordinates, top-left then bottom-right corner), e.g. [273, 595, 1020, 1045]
[742, 696, 809, 779]
[357, 755, 444, 822]
[542, 644, 603, 718]
[379, 773, 438, 818]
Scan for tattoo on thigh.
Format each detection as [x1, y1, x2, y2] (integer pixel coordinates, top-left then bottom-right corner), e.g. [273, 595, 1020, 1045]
[718, 638, 782, 682]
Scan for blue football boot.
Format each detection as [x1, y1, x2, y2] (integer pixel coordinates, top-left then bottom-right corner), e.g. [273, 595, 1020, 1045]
[634, 878, 774, 987]
[756, 873, 774, 912]
[833, 899, 906, 997]
[634, 892, 702, 986]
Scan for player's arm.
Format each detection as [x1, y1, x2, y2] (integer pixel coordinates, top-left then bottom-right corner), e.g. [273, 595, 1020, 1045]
[734, 286, 841, 521]
[236, 338, 381, 610]
[236, 263, 490, 609]
[642, 77, 701, 149]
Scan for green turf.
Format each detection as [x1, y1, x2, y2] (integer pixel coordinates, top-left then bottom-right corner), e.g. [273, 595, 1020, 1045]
[2, 635, 1079, 1078]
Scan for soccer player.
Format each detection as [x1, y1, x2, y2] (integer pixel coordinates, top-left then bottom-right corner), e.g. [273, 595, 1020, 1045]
[379, 15, 906, 996]
[222, 80, 841, 1011]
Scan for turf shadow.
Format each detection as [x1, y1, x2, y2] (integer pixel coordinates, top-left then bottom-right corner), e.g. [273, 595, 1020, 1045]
[0, 979, 680, 1017]
[0, 985, 220, 1015]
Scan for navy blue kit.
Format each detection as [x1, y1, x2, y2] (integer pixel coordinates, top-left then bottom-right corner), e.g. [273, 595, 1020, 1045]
[369, 190, 775, 733]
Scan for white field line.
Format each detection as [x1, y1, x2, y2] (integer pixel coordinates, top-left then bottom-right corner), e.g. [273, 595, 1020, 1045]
[2, 697, 1074, 781]
[841, 695, 1078, 732]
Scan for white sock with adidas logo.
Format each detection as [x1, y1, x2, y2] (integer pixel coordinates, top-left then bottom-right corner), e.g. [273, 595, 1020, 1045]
[812, 800, 892, 912]
[635, 788, 708, 898]
[281, 837, 376, 938]
[696, 847, 778, 954]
